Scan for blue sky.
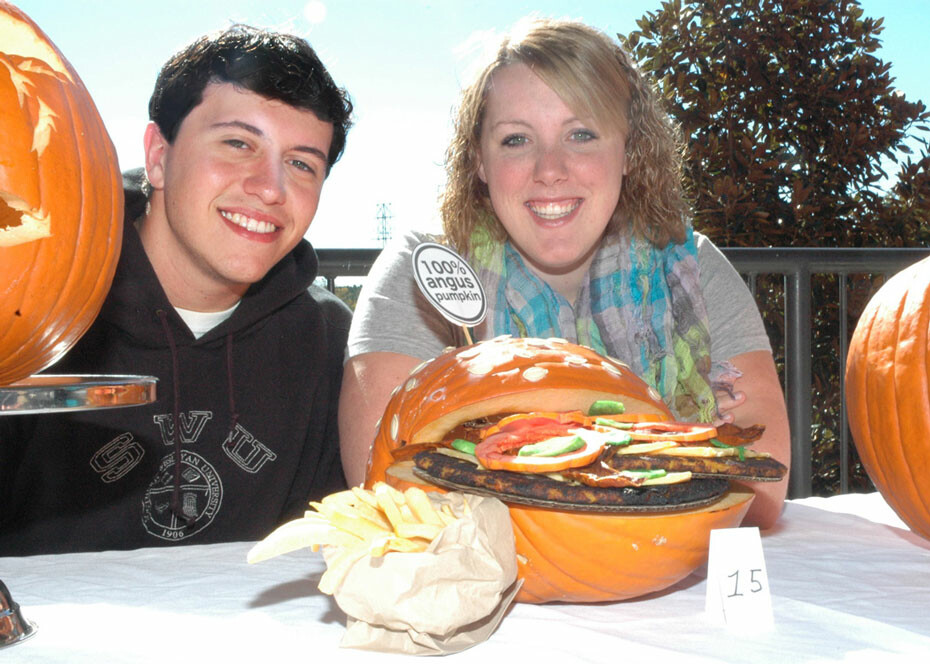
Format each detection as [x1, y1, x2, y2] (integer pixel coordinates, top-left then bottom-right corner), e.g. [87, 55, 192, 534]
[15, 0, 929, 249]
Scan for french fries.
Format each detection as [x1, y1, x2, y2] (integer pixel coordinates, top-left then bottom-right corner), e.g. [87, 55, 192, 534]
[247, 482, 465, 594]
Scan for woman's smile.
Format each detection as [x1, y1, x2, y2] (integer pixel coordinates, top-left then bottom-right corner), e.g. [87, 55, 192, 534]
[526, 198, 583, 221]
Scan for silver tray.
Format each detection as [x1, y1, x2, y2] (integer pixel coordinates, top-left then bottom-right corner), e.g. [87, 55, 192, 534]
[0, 375, 157, 415]
[0, 374, 157, 647]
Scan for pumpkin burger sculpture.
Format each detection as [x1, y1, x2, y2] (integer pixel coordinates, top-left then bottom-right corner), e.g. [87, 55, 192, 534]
[0, 2, 123, 386]
[367, 336, 787, 603]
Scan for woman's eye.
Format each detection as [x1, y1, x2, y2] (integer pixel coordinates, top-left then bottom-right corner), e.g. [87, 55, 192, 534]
[570, 129, 597, 142]
[501, 134, 527, 147]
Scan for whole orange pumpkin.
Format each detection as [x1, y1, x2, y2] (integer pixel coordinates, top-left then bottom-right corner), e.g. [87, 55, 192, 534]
[846, 255, 930, 540]
[0, 2, 123, 386]
[368, 336, 754, 603]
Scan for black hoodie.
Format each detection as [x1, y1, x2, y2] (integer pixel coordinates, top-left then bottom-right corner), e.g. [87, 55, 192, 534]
[0, 174, 350, 555]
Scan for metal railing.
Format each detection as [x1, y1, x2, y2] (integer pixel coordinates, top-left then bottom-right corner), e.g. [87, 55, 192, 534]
[722, 248, 929, 498]
[317, 248, 382, 282]
[317, 246, 930, 498]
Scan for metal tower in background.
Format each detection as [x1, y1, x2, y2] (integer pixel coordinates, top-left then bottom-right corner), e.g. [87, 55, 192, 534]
[375, 203, 393, 247]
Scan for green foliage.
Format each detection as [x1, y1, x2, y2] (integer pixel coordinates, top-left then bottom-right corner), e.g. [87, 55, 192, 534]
[623, 0, 930, 495]
[624, 0, 930, 247]
[335, 284, 362, 310]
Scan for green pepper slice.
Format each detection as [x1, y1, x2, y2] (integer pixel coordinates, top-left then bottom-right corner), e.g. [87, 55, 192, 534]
[451, 439, 476, 455]
[587, 400, 626, 416]
[517, 435, 585, 457]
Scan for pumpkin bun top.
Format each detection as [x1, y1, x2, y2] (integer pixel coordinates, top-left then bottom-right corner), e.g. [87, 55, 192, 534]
[377, 335, 672, 452]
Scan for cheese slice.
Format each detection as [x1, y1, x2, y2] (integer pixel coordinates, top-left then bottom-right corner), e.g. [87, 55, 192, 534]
[610, 440, 679, 455]
[436, 447, 483, 465]
[640, 471, 692, 485]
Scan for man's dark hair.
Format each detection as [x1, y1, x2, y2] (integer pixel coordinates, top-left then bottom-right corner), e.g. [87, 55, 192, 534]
[148, 24, 353, 173]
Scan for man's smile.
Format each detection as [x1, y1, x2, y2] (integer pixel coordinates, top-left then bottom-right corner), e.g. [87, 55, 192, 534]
[219, 209, 279, 235]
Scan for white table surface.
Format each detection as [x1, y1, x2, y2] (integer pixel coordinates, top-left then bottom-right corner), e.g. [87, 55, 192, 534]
[2, 492, 928, 663]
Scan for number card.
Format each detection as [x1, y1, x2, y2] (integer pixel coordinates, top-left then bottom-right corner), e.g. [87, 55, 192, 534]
[705, 527, 774, 630]
[411, 243, 487, 328]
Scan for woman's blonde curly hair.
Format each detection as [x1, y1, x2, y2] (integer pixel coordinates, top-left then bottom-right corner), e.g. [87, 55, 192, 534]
[440, 18, 689, 253]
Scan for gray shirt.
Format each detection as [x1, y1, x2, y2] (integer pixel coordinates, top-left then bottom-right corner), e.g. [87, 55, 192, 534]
[348, 231, 771, 364]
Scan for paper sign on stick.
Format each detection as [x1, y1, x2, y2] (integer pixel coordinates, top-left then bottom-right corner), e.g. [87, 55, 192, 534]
[705, 527, 774, 631]
[411, 243, 487, 329]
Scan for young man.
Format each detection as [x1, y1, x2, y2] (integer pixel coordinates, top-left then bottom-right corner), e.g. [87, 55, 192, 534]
[0, 25, 354, 555]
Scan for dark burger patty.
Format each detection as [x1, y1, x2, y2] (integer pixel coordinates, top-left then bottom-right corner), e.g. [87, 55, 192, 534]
[413, 450, 729, 512]
[597, 446, 788, 482]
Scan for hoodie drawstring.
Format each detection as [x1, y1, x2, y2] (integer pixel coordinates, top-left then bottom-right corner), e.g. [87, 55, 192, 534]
[226, 332, 239, 433]
[156, 309, 194, 527]
[156, 311, 240, 529]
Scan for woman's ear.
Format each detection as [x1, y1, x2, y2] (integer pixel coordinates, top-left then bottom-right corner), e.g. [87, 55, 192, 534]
[476, 147, 488, 184]
[143, 122, 169, 190]
[622, 136, 631, 176]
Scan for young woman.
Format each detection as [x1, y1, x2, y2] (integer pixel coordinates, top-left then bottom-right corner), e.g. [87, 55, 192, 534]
[340, 18, 789, 528]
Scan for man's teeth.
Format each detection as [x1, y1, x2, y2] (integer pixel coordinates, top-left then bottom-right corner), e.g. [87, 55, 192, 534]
[528, 200, 581, 220]
[221, 211, 276, 234]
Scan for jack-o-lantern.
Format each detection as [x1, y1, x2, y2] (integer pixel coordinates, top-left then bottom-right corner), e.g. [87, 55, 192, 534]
[1, 2, 123, 385]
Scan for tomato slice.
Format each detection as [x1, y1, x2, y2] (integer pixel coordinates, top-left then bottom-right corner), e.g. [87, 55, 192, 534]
[470, 410, 698, 473]
[480, 411, 588, 439]
[475, 432, 605, 473]
[478, 417, 577, 448]
[628, 421, 717, 442]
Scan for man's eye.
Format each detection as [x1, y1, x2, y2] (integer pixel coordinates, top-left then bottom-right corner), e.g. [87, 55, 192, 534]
[224, 138, 249, 149]
[290, 159, 316, 174]
[501, 134, 527, 147]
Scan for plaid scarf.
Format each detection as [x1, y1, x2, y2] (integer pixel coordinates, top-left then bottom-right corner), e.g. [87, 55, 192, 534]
[468, 225, 716, 421]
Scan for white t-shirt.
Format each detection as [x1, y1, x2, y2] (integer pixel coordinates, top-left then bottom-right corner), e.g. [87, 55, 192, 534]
[175, 302, 240, 339]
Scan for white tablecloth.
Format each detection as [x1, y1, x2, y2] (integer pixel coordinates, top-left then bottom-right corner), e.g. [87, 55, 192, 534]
[2, 493, 928, 663]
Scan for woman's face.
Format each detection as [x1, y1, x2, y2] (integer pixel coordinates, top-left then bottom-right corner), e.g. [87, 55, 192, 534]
[477, 63, 627, 293]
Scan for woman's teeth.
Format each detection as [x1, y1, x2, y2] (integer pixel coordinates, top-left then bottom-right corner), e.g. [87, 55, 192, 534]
[527, 199, 581, 220]
[221, 211, 276, 234]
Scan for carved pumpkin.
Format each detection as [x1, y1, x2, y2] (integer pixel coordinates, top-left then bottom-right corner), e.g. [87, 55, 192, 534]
[846, 255, 930, 540]
[0, 2, 123, 385]
[368, 336, 754, 603]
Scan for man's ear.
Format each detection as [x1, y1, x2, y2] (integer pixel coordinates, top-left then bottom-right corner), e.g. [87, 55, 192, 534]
[143, 122, 169, 190]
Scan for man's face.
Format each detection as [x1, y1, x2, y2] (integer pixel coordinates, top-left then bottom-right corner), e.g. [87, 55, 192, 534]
[144, 82, 334, 302]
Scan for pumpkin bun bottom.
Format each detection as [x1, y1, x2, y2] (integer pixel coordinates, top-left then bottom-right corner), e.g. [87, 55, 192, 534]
[385, 460, 754, 604]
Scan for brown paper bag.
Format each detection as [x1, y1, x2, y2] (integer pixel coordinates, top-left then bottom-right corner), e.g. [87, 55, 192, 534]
[325, 492, 520, 655]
